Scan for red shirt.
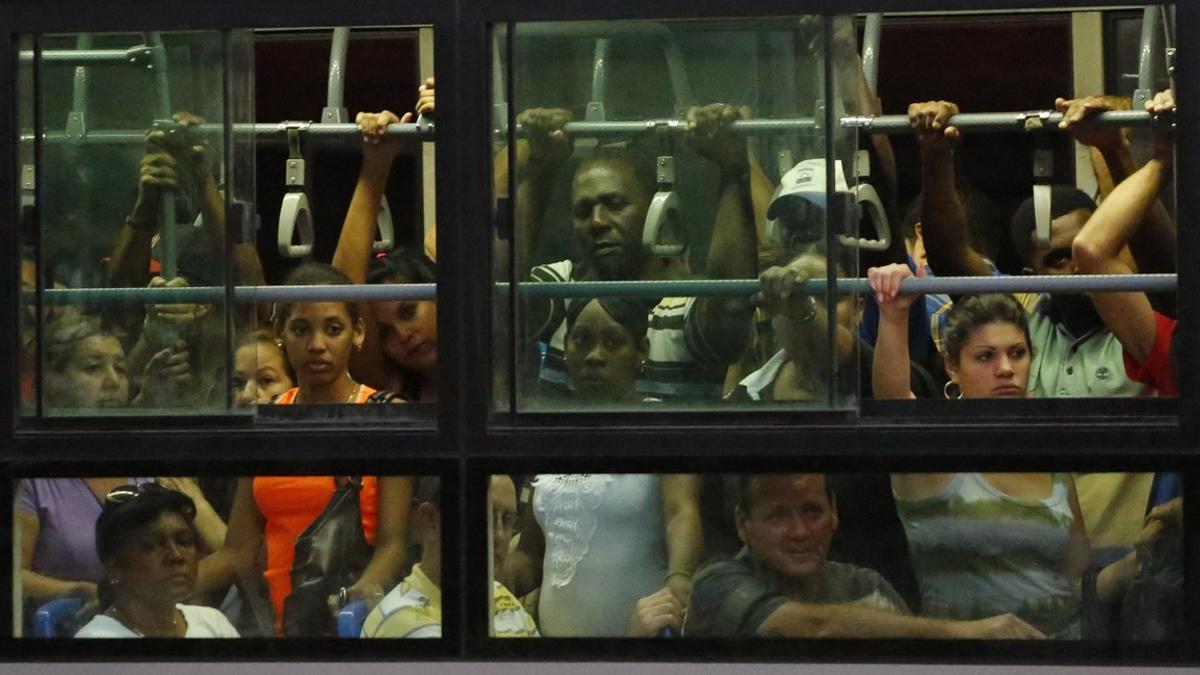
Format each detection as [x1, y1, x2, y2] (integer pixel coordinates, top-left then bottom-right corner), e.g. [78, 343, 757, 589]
[1123, 311, 1177, 396]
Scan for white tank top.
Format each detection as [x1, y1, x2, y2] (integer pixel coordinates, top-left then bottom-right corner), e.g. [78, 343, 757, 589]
[532, 474, 667, 636]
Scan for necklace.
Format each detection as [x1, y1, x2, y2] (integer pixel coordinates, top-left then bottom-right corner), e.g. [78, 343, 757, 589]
[108, 604, 181, 637]
[296, 381, 361, 404]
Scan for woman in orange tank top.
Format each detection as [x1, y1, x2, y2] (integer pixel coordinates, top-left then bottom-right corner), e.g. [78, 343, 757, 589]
[193, 264, 410, 635]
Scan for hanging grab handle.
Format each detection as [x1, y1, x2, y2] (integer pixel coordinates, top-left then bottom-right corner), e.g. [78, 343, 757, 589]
[278, 125, 314, 258]
[374, 195, 395, 253]
[839, 183, 891, 252]
[643, 122, 688, 258]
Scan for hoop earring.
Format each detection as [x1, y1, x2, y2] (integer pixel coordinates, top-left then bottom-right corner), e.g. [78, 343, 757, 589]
[943, 380, 963, 400]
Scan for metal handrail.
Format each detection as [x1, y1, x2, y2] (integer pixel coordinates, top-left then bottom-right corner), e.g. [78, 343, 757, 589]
[21, 109, 1164, 147]
[31, 274, 1176, 305]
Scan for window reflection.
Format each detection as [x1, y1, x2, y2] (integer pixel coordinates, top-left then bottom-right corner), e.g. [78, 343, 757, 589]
[493, 10, 1180, 413]
[18, 28, 439, 418]
[491, 472, 1184, 641]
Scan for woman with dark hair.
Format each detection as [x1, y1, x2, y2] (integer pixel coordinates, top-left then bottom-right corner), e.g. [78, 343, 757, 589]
[503, 297, 702, 638]
[561, 297, 650, 402]
[75, 483, 238, 638]
[868, 263, 1150, 638]
[331, 80, 440, 402]
[271, 262, 398, 405]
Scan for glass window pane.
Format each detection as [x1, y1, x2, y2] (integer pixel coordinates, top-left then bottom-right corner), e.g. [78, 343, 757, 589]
[17, 27, 440, 424]
[488, 471, 1185, 641]
[13, 474, 431, 639]
[491, 18, 875, 414]
[22, 30, 248, 417]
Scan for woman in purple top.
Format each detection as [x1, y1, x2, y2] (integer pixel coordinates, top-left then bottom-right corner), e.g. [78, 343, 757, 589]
[19, 478, 153, 612]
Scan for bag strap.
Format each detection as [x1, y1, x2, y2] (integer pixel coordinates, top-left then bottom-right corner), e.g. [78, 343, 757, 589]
[367, 390, 402, 404]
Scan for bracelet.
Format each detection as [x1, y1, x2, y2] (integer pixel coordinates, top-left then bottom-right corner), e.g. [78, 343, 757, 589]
[125, 215, 155, 232]
[782, 295, 818, 324]
[664, 570, 693, 584]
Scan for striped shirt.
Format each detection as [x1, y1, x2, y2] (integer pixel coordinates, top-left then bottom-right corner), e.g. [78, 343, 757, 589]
[894, 473, 1081, 638]
[528, 260, 728, 400]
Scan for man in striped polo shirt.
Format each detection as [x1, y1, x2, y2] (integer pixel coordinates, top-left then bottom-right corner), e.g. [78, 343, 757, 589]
[509, 104, 763, 401]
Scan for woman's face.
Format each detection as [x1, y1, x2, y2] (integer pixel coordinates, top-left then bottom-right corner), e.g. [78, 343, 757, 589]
[946, 321, 1030, 398]
[371, 298, 438, 374]
[107, 511, 198, 605]
[279, 302, 364, 387]
[47, 334, 129, 408]
[565, 300, 645, 401]
[233, 342, 294, 405]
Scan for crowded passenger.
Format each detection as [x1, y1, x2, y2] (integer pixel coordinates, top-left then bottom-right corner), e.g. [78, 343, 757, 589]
[1072, 89, 1178, 395]
[684, 474, 1044, 639]
[232, 329, 295, 406]
[75, 483, 239, 638]
[333, 78, 440, 402]
[907, 97, 1173, 398]
[506, 102, 762, 401]
[271, 262, 401, 405]
[504, 473, 702, 637]
[731, 251, 936, 402]
[363, 475, 537, 638]
[196, 474, 412, 636]
[562, 297, 651, 403]
[109, 112, 264, 408]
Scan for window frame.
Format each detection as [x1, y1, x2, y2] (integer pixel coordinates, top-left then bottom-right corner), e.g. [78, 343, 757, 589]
[0, 0, 1196, 665]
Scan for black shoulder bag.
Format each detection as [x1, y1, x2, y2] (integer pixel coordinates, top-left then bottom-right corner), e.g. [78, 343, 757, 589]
[281, 476, 373, 637]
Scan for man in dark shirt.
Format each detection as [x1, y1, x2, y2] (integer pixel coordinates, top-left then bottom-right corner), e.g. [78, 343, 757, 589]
[684, 474, 1045, 639]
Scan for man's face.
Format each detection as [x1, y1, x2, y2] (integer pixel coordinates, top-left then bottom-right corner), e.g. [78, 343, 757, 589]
[571, 160, 651, 280]
[490, 476, 518, 570]
[1027, 208, 1091, 276]
[736, 475, 838, 580]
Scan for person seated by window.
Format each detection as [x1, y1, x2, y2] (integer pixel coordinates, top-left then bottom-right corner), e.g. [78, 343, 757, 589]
[502, 102, 765, 401]
[333, 79, 439, 403]
[684, 473, 1043, 639]
[18, 477, 152, 628]
[75, 484, 238, 638]
[363, 475, 538, 638]
[271, 262, 402, 405]
[870, 268, 1154, 637]
[503, 472, 701, 638]
[232, 329, 295, 406]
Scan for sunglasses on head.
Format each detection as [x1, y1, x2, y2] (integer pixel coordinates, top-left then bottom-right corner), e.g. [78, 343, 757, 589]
[104, 482, 165, 505]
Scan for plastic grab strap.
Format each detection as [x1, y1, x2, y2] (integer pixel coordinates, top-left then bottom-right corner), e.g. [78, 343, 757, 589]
[278, 126, 314, 258]
[374, 195, 395, 252]
[839, 183, 891, 252]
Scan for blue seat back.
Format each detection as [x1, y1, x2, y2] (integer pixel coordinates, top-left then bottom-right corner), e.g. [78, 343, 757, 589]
[31, 597, 85, 638]
[337, 600, 370, 638]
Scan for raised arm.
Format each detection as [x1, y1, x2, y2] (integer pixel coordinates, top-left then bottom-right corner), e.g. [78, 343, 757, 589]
[332, 108, 416, 284]
[1071, 91, 1173, 363]
[755, 253, 857, 392]
[1056, 94, 1176, 274]
[688, 103, 759, 362]
[494, 108, 574, 282]
[868, 263, 918, 399]
[909, 101, 993, 277]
